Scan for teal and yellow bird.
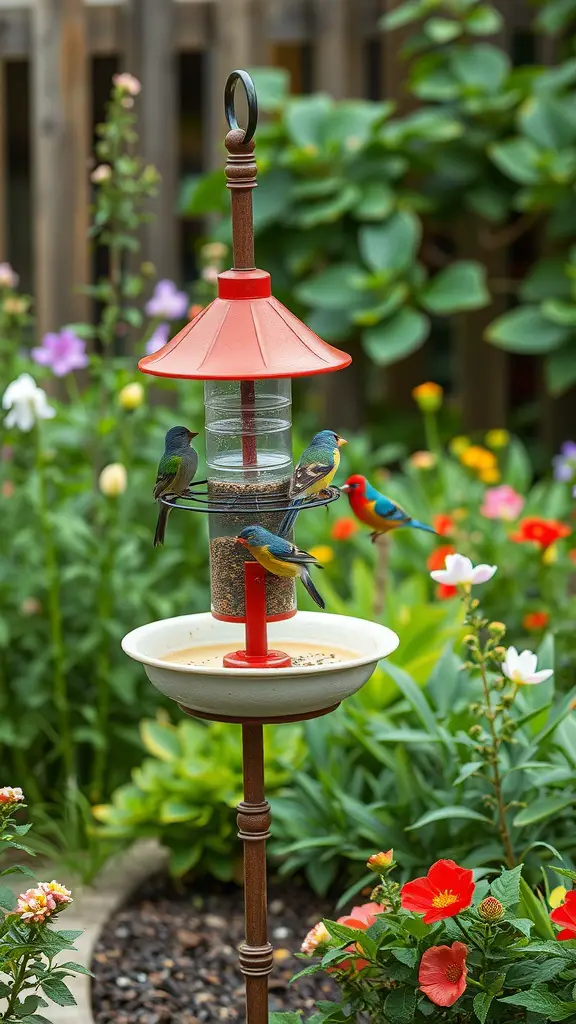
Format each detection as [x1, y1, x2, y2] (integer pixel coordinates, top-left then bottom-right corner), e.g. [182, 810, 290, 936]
[342, 474, 436, 541]
[153, 425, 199, 547]
[280, 429, 347, 536]
[237, 525, 325, 609]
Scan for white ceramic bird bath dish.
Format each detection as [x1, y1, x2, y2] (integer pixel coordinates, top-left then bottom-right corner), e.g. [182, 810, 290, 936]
[122, 611, 399, 719]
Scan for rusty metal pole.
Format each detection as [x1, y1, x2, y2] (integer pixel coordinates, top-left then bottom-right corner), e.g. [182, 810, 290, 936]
[237, 724, 273, 1024]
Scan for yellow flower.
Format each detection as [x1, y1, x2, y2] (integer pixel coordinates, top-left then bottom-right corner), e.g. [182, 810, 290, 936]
[449, 436, 470, 457]
[542, 543, 558, 565]
[99, 462, 127, 497]
[409, 450, 437, 470]
[479, 467, 501, 484]
[460, 445, 497, 472]
[453, 507, 468, 521]
[308, 545, 334, 565]
[119, 382, 144, 410]
[367, 850, 394, 872]
[550, 886, 567, 909]
[485, 429, 510, 450]
[412, 381, 443, 413]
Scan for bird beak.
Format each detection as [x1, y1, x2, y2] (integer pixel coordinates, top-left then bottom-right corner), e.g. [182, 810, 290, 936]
[236, 537, 247, 547]
[188, 431, 199, 439]
[340, 483, 351, 492]
[337, 436, 348, 447]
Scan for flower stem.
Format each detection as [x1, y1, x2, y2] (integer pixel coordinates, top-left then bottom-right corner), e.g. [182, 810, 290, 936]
[478, 657, 515, 868]
[90, 498, 117, 803]
[4, 953, 29, 1019]
[36, 428, 72, 780]
[423, 410, 441, 456]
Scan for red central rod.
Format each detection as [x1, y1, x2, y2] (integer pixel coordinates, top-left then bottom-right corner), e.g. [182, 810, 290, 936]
[241, 379, 257, 467]
[245, 562, 268, 658]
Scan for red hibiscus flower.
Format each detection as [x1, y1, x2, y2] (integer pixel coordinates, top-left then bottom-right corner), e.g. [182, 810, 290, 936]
[329, 902, 386, 972]
[419, 942, 468, 1007]
[427, 544, 456, 572]
[331, 517, 358, 541]
[401, 860, 475, 924]
[511, 517, 570, 549]
[432, 513, 455, 537]
[522, 610, 550, 632]
[437, 583, 458, 600]
[551, 890, 576, 940]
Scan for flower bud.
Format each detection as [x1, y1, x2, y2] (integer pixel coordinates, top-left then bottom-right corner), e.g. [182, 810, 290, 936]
[370, 885, 386, 903]
[485, 429, 510, 450]
[408, 450, 437, 470]
[488, 621, 506, 635]
[478, 896, 504, 922]
[412, 381, 443, 413]
[367, 850, 394, 872]
[301, 921, 330, 955]
[99, 462, 127, 497]
[119, 382, 144, 410]
[91, 164, 112, 184]
[493, 646, 506, 660]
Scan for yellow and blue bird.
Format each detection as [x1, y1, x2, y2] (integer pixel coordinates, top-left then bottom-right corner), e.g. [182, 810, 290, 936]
[342, 474, 436, 541]
[153, 425, 199, 547]
[280, 429, 347, 536]
[237, 525, 325, 609]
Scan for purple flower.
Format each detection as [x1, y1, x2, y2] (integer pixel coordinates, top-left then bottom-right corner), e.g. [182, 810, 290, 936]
[145, 322, 170, 355]
[31, 330, 89, 378]
[553, 441, 576, 483]
[145, 280, 188, 320]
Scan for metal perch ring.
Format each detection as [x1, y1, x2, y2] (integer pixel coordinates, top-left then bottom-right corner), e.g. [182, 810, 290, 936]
[224, 70, 258, 144]
[161, 482, 342, 516]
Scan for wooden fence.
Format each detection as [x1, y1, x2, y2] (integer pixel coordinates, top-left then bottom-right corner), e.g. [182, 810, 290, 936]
[0, 0, 559, 435]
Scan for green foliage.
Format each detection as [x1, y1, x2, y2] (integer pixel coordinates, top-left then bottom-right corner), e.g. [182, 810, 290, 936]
[292, 860, 576, 1024]
[0, 796, 83, 1022]
[94, 716, 306, 878]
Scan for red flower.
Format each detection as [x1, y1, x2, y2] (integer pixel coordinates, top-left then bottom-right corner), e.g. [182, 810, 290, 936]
[511, 517, 570, 549]
[522, 610, 550, 632]
[432, 513, 455, 537]
[419, 942, 468, 1007]
[551, 890, 576, 940]
[436, 583, 458, 600]
[427, 544, 456, 572]
[401, 860, 475, 924]
[329, 902, 386, 972]
[331, 517, 358, 541]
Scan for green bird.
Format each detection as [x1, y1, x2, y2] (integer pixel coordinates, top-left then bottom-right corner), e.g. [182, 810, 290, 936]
[153, 425, 199, 547]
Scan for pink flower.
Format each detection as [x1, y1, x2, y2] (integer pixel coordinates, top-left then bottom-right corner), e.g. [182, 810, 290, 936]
[0, 786, 24, 805]
[112, 72, 141, 96]
[480, 485, 524, 522]
[301, 921, 330, 954]
[91, 164, 112, 184]
[31, 330, 88, 377]
[15, 881, 72, 924]
[145, 322, 170, 355]
[0, 262, 19, 289]
[145, 280, 188, 320]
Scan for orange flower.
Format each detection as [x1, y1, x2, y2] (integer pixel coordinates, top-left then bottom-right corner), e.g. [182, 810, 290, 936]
[419, 942, 468, 1007]
[331, 517, 358, 541]
[460, 446, 497, 472]
[188, 303, 203, 320]
[401, 860, 475, 924]
[523, 610, 550, 632]
[427, 545, 456, 572]
[330, 902, 387, 972]
[437, 583, 458, 600]
[433, 513, 455, 537]
[511, 517, 571, 550]
[412, 382, 443, 412]
[367, 850, 394, 872]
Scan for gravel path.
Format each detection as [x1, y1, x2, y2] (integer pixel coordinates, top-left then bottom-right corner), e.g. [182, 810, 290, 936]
[91, 874, 339, 1024]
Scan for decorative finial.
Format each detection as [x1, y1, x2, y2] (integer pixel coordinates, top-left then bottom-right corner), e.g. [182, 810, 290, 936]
[224, 70, 259, 271]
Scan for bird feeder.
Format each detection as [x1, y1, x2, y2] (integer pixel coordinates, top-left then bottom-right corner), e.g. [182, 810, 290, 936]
[123, 71, 399, 1024]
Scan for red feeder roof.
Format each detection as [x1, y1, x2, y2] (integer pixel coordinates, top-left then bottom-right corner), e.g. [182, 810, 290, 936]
[138, 269, 351, 380]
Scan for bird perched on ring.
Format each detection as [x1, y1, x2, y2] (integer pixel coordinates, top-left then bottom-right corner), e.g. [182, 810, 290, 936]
[279, 429, 347, 537]
[153, 425, 199, 547]
[342, 474, 436, 541]
[237, 525, 325, 609]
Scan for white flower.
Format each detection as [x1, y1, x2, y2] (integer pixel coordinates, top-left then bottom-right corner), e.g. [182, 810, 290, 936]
[502, 646, 553, 686]
[430, 552, 497, 587]
[99, 462, 127, 497]
[2, 373, 56, 432]
[0, 262, 19, 288]
[91, 164, 112, 184]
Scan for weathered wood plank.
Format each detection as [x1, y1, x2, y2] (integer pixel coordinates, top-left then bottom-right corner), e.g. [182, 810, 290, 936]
[312, 0, 364, 99]
[31, 0, 90, 336]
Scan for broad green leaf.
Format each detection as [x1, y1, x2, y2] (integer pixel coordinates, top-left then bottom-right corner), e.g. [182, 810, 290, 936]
[294, 185, 360, 228]
[381, 661, 439, 735]
[513, 795, 574, 827]
[285, 95, 332, 148]
[466, 5, 503, 35]
[520, 95, 576, 151]
[519, 258, 571, 302]
[406, 806, 491, 830]
[179, 169, 226, 216]
[141, 720, 181, 762]
[269, 1015, 303, 1024]
[295, 264, 363, 311]
[363, 308, 429, 365]
[41, 978, 76, 1007]
[425, 17, 462, 43]
[505, 958, 570, 987]
[491, 864, 523, 907]
[453, 761, 484, 786]
[359, 210, 421, 273]
[451, 43, 510, 92]
[159, 800, 199, 824]
[518, 877, 555, 938]
[500, 989, 576, 1021]
[542, 298, 576, 326]
[384, 986, 416, 1022]
[486, 306, 570, 352]
[546, 344, 576, 395]
[354, 181, 395, 220]
[306, 308, 352, 342]
[380, 0, 426, 30]
[421, 261, 489, 314]
[246, 66, 289, 111]
[0, 884, 16, 911]
[490, 138, 542, 184]
[474, 991, 493, 1024]
[536, 0, 576, 35]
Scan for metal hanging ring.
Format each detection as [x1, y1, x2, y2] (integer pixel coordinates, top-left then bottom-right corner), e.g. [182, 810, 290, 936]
[224, 70, 258, 145]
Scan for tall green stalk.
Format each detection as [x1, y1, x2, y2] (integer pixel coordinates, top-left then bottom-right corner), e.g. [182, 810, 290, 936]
[91, 499, 117, 803]
[35, 427, 72, 779]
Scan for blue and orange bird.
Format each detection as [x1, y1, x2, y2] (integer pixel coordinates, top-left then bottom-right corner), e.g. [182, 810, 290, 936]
[237, 525, 325, 609]
[342, 474, 436, 542]
[153, 425, 199, 547]
[279, 429, 347, 536]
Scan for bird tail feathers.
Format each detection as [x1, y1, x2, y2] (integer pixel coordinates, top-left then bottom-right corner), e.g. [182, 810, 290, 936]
[153, 503, 171, 547]
[300, 566, 325, 609]
[278, 498, 303, 538]
[410, 518, 436, 535]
